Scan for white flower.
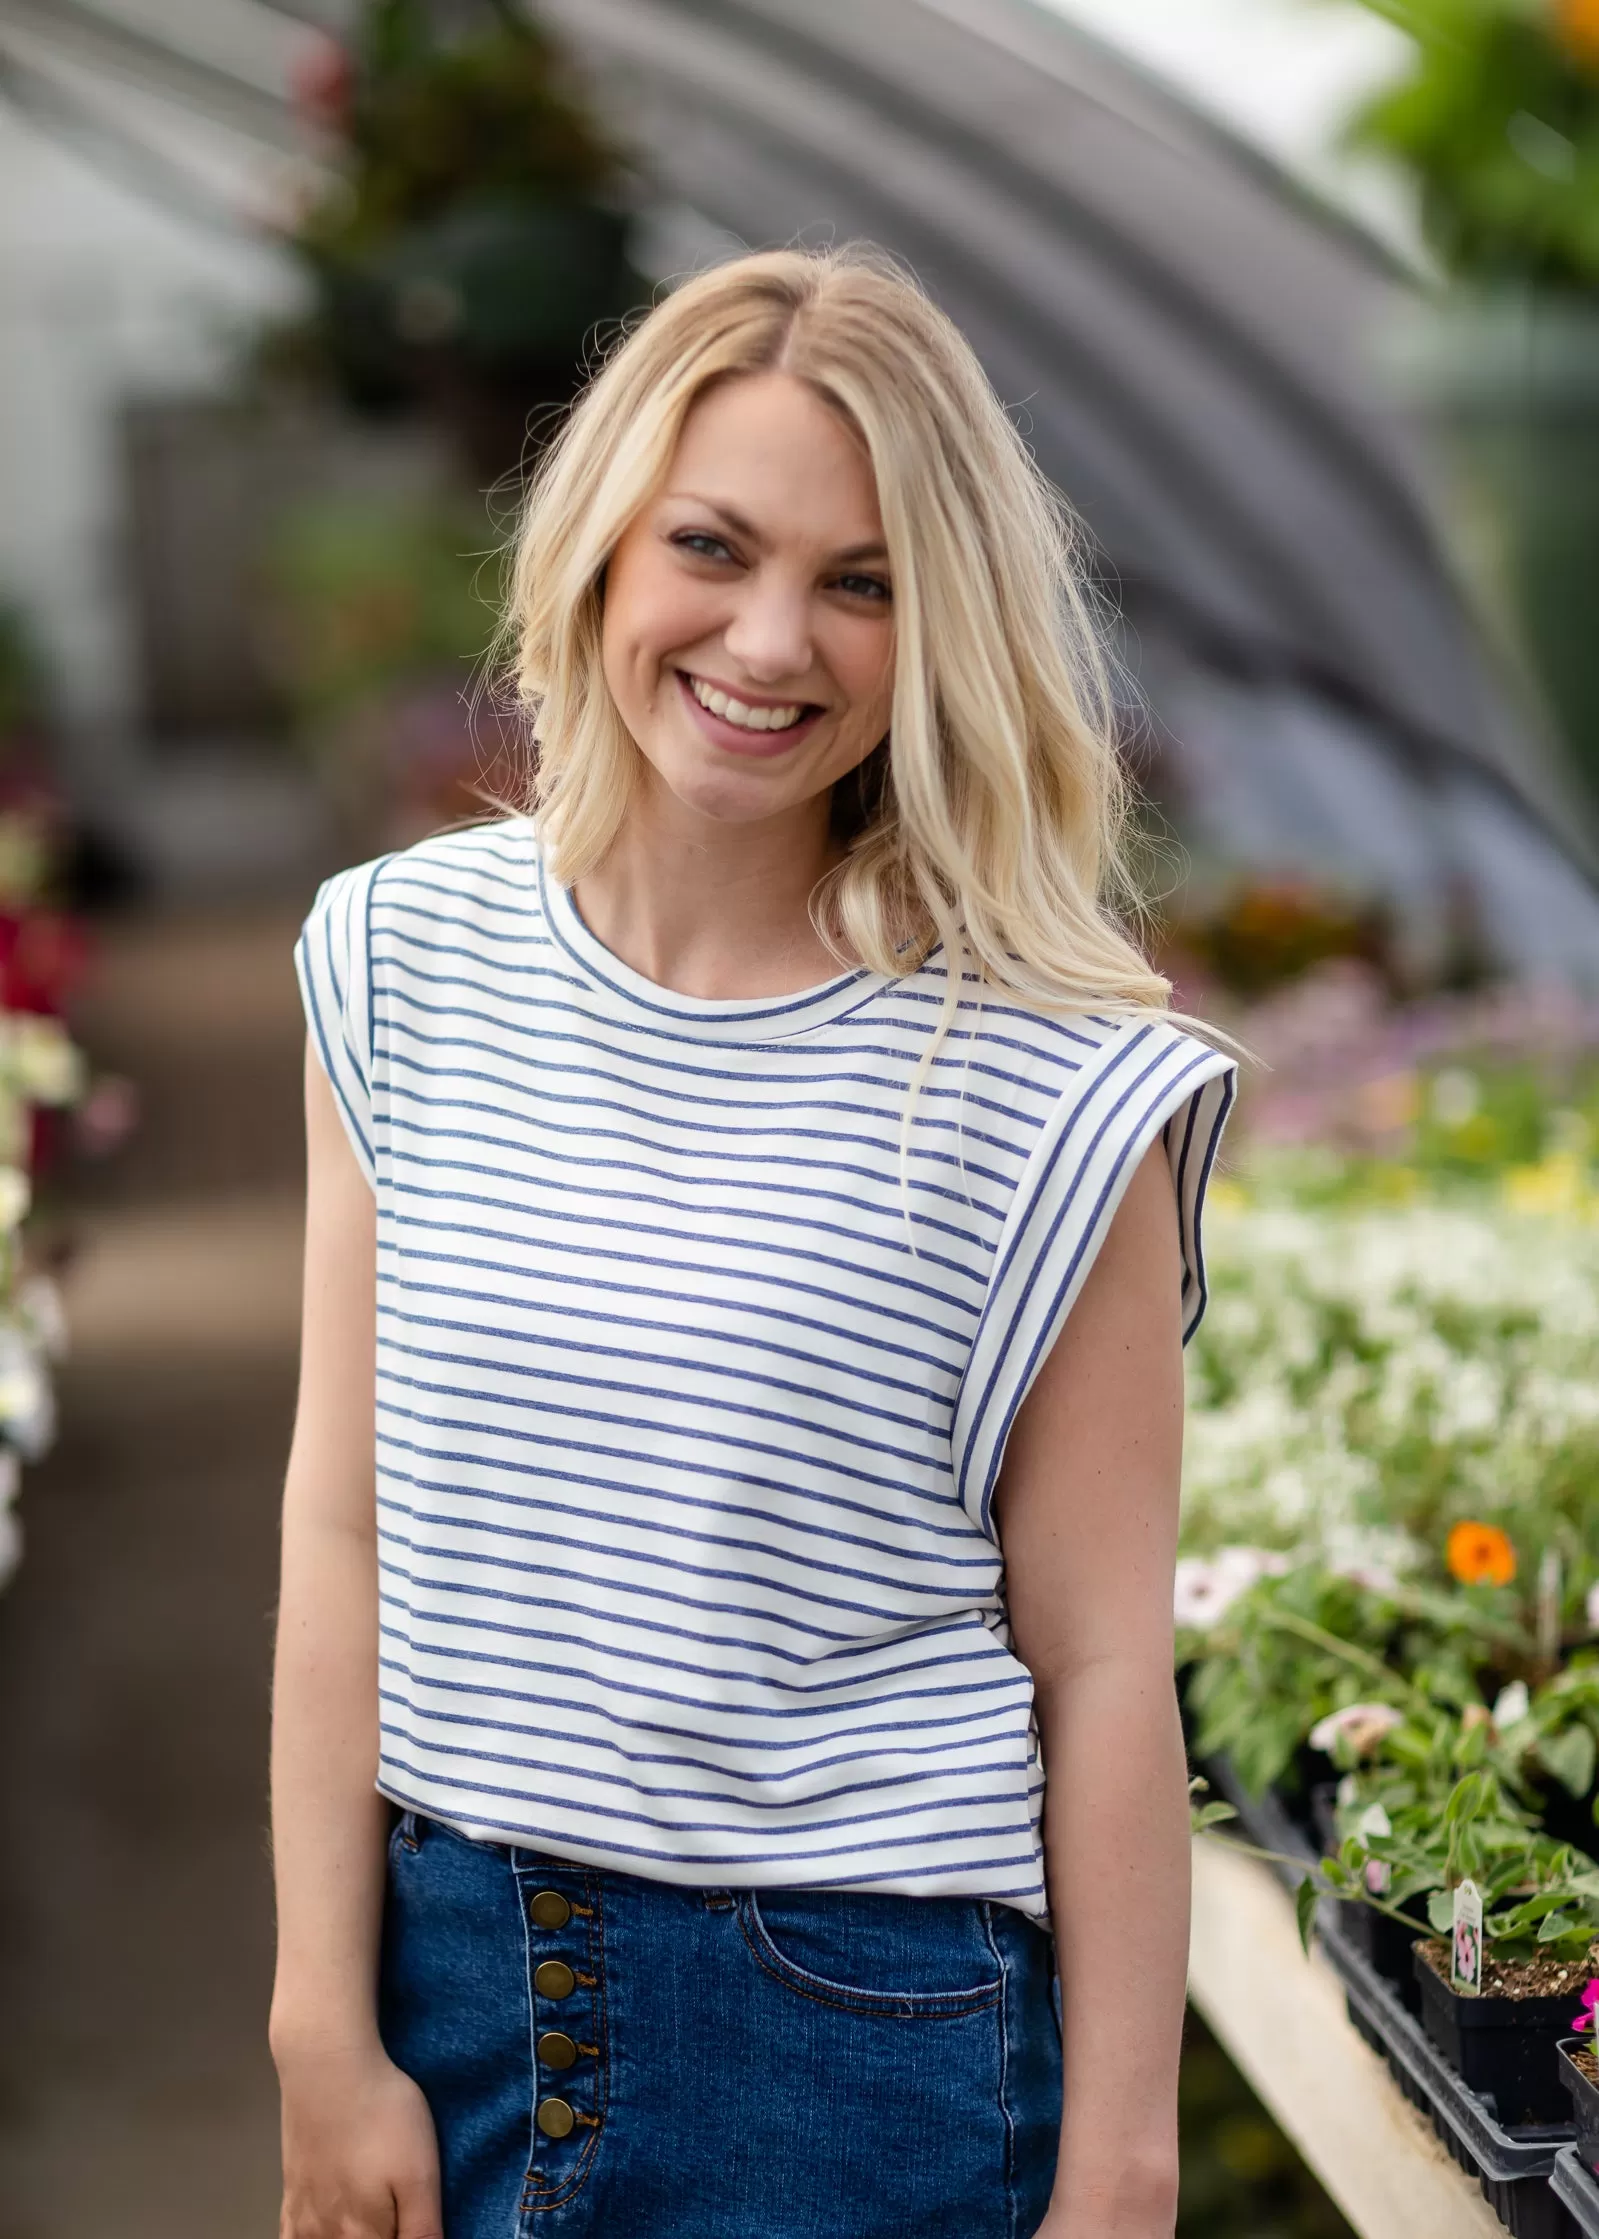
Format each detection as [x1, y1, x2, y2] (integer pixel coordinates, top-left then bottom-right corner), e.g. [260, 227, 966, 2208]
[1322, 1524, 1417, 1586]
[1431, 1068, 1481, 1128]
[8, 1015, 84, 1106]
[1492, 1680, 1531, 1730]
[0, 1167, 30, 1231]
[1173, 1545, 1290, 1630]
[1183, 1191, 1599, 1581]
[1309, 1702, 1403, 1756]
[0, 1330, 53, 1460]
[1586, 1580, 1599, 1634]
[18, 1274, 68, 1361]
[1357, 1803, 1394, 1893]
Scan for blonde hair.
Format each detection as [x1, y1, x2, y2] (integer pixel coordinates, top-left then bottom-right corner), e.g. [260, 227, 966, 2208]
[505, 242, 1174, 1033]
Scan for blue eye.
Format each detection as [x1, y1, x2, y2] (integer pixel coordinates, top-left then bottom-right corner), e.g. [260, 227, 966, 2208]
[836, 574, 892, 603]
[673, 530, 735, 561]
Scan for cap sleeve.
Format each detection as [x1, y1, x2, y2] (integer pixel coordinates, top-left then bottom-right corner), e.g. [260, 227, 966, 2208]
[953, 1017, 1237, 1533]
[294, 859, 384, 1189]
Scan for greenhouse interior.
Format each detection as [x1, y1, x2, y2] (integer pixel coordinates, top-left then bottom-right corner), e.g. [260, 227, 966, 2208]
[2, 0, 1599, 2233]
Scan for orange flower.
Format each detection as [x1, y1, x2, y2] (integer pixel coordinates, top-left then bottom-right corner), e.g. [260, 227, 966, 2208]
[1447, 1521, 1518, 1589]
[1556, 0, 1599, 68]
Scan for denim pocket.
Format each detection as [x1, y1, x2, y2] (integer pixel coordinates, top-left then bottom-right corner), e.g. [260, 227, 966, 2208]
[737, 1888, 1002, 2019]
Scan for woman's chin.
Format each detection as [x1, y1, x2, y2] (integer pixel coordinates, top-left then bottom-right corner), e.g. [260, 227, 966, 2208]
[649, 753, 814, 829]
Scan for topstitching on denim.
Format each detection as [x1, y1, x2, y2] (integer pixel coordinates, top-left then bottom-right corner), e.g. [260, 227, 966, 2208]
[735, 1891, 1002, 2020]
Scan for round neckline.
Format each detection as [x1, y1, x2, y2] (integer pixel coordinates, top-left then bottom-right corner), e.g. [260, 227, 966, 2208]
[524, 823, 889, 1045]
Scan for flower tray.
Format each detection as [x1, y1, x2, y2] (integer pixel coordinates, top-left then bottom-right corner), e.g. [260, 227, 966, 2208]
[1323, 1916, 1577, 2239]
[1210, 1764, 1581, 2232]
[1560, 2041, 1599, 2182]
[1552, 2147, 1599, 2236]
[1414, 1947, 1580, 2129]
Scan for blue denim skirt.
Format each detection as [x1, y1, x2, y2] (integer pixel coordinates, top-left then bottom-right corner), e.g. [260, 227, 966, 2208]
[379, 1811, 1063, 2238]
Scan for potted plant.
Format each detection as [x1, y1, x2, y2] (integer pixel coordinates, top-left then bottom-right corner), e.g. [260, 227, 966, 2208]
[1314, 1764, 1599, 2125]
[1341, 0, 1599, 811]
[1200, 1765, 1599, 2124]
[288, 0, 647, 479]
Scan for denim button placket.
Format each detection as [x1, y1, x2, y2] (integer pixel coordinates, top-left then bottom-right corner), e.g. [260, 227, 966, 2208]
[516, 1858, 605, 2208]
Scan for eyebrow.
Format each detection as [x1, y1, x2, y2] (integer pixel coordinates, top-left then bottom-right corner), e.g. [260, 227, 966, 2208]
[669, 493, 890, 568]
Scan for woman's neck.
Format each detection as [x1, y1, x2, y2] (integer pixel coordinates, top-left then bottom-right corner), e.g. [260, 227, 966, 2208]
[569, 781, 850, 1001]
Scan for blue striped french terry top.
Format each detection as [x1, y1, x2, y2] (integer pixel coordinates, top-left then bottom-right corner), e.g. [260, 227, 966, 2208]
[295, 816, 1236, 1916]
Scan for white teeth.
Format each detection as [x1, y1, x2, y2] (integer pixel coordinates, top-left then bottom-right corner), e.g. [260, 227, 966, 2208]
[690, 677, 804, 732]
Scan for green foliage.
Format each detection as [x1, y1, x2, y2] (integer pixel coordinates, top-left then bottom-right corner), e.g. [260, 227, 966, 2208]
[1296, 1873, 1321, 1953]
[261, 495, 496, 727]
[1335, 1767, 1599, 1956]
[1184, 1551, 1599, 1946]
[1185, 1572, 1415, 1796]
[1198, 1753, 1599, 1959]
[1341, 0, 1599, 292]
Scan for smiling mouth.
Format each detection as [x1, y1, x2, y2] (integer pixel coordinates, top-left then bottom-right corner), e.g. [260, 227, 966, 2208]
[682, 672, 818, 734]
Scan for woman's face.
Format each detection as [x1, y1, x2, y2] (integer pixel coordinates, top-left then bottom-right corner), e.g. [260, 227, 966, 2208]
[600, 371, 896, 830]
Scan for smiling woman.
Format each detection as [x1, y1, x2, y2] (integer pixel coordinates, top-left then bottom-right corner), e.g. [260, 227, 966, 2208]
[272, 244, 1237, 2239]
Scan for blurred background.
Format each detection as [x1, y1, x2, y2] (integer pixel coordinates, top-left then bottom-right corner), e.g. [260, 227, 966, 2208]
[2, 0, 1598, 2231]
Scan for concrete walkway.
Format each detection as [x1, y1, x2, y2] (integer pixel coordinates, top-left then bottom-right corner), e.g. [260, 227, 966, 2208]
[0, 906, 305, 2239]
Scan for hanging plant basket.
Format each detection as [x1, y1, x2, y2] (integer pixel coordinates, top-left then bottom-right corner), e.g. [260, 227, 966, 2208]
[287, 2, 648, 478]
[313, 197, 641, 478]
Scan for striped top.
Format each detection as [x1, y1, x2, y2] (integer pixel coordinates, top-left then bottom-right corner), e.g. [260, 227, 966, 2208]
[295, 817, 1235, 1916]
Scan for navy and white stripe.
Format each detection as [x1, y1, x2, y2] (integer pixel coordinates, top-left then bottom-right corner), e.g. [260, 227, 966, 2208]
[296, 818, 1235, 1916]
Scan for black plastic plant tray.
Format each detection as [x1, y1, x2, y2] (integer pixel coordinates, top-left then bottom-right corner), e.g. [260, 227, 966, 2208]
[1321, 1916, 1577, 2238]
[1199, 1767, 1579, 2236]
[1552, 2148, 1599, 2236]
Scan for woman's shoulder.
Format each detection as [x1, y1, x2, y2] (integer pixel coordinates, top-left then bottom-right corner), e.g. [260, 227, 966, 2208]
[368, 815, 537, 912]
[892, 957, 1230, 1096]
[307, 816, 540, 937]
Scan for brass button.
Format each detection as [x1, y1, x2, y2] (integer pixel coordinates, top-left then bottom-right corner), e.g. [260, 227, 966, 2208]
[537, 2030, 578, 2071]
[534, 1959, 576, 1999]
[536, 2096, 575, 2140]
[528, 1889, 571, 1931]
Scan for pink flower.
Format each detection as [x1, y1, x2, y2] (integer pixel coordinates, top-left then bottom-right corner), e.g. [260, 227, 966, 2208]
[1573, 1980, 1599, 2033]
[1173, 1547, 1291, 1631]
[1309, 1702, 1404, 1758]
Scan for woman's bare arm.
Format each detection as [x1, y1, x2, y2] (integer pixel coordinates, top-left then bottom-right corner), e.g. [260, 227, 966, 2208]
[270, 1042, 441, 2239]
[996, 1140, 1190, 2239]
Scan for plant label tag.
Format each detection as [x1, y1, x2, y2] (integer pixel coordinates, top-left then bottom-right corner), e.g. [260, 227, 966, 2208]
[1357, 1803, 1392, 1896]
[1452, 1879, 1483, 1995]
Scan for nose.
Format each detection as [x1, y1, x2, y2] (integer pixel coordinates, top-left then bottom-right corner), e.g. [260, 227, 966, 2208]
[721, 566, 813, 687]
